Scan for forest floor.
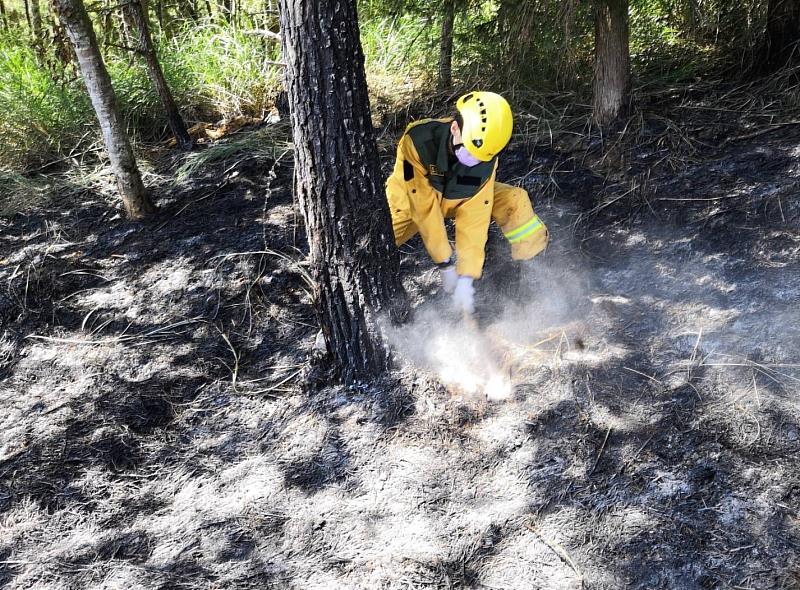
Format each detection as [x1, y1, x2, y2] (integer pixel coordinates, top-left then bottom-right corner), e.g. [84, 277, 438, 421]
[1, 97, 799, 589]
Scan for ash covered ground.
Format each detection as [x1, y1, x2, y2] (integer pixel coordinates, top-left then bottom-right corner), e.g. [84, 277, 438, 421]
[0, 115, 799, 589]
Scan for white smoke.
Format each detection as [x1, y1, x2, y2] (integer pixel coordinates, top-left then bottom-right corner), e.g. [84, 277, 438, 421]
[385, 256, 588, 401]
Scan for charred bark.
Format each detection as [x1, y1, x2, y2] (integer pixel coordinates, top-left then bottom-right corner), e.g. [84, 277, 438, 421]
[593, 0, 630, 129]
[279, 0, 408, 383]
[52, 0, 155, 218]
[125, 0, 192, 149]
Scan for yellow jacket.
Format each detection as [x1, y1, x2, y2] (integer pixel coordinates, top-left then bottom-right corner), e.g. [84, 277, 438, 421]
[386, 119, 497, 279]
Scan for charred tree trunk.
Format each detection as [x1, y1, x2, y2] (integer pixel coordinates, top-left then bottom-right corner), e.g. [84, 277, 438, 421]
[593, 0, 630, 129]
[52, 0, 155, 218]
[125, 0, 192, 149]
[437, 0, 455, 90]
[758, 0, 800, 73]
[279, 0, 408, 383]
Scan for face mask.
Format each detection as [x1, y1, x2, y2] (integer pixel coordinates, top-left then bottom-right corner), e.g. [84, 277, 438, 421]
[455, 144, 481, 167]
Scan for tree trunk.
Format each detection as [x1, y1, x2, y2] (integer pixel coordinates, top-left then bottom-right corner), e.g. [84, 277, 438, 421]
[758, 0, 800, 73]
[279, 0, 408, 384]
[185, 0, 198, 21]
[125, 0, 192, 149]
[437, 0, 455, 90]
[220, 0, 231, 21]
[681, 0, 698, 40]
[0, 0, 8, 30]
[29, 0, 43, 39]
[593, 0, 630, 129]
[52, 0, 155, 219]
[155, 0, 163, 30]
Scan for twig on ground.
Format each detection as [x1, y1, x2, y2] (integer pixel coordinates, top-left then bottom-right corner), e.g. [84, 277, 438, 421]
[25, 318, 201, 345]
[525, 523, 584, 586]
[590, 427, 612, 475]
[214, 327, 241, 390]
[623, 366, 663, 385]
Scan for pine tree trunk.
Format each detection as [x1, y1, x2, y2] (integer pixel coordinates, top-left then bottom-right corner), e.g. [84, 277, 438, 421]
[437, 0, 455, 90]
[593, 0, 630, 129]
[52, 0, 155, 219]
[125, 0, 192, 149]
[279, 0, 408, 384]
[758, 0, 800, 73]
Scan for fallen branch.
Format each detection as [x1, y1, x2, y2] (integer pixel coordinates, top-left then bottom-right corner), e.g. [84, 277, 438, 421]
[725, 121, 800, 144]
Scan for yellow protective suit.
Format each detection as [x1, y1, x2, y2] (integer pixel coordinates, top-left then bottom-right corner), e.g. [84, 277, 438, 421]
[385, 120, 548, 279]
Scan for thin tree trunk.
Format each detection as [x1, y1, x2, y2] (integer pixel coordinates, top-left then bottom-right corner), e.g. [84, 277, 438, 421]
[126, 0, 192, 149]
[682, 0, 698, 40]
[24, 0, 32, 31]
[29, 0, 43, 41]
[758, 0, 800, 73]
[186, 0, 198, 21]
[220, 0, 231, 21]
[52, 0, 155, 218]
[0, 0, 8, 31]
[279, 0, 408, 383]
[155, 0, 163, 30]
[437, 0, 455, 90]
[593, 0, 630, 129]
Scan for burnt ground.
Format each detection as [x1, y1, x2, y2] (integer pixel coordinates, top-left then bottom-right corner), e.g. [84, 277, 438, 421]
[0, 113, 799, 589]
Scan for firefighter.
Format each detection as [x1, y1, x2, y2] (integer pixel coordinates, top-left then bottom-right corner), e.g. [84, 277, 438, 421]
[385, 91, 549, 314]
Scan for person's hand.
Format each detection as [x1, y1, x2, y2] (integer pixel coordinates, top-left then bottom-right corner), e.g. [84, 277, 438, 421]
[440, 265, 458, 294]
[453, 276, 475, 315]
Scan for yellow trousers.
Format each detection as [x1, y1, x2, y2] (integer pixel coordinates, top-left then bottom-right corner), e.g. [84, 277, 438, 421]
[388, 181, 549, 276]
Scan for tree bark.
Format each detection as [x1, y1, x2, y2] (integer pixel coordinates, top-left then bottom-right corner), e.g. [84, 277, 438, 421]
[279, 0, 408, 384]
[52, 0, 155, 219]
[593, 0, 630, 129]
[758, 0, 800, 73]
[437, 0, 455, 90]
[29, 0, 43, 40]
[125, 0, 192, 149]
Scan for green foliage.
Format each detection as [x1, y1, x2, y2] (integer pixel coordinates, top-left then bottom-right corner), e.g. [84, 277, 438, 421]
[175, 122, 291, 181]
[0, 35, 90, 170]
[169, 21, 282, 118]
[0, 0, 786, 175]
[361, 14, 437, 96]
[0, 15, 282, 172]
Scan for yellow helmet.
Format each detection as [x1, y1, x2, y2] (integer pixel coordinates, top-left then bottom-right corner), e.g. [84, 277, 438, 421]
[456, 91, 513, 161]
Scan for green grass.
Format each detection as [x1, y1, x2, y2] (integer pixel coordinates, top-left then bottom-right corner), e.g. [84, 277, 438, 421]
[175, 122, 291, 182]
[0, 18, 283, 172]
[0, 37, 91, 170]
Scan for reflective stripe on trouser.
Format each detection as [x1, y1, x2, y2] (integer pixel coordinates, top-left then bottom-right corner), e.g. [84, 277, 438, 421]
[504, 214, 544, 243]
[492, 182, 549, 260]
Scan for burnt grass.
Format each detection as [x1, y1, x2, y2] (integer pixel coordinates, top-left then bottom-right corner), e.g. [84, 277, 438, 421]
[1, 107, 800, 589]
